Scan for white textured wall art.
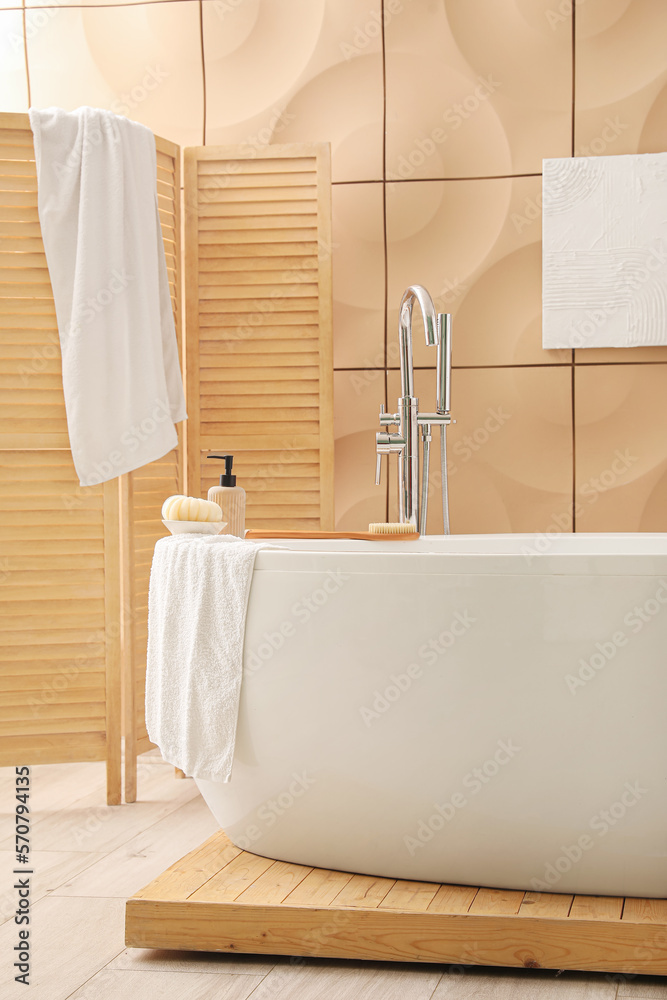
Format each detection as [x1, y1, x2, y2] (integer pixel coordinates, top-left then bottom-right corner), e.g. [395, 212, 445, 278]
[542, 153, 667, 348]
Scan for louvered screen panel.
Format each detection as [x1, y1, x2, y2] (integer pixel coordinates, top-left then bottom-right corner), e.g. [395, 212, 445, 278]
[0, 451, 112, 754]
[0, 118, 68, 450]
[0, 114, 183, 805]
[0, 114, 121, 802]
[122, 134, 183, 802]
[184, 143, 333, 529]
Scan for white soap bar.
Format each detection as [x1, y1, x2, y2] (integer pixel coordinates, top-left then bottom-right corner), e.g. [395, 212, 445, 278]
[161, 495, 223, 522]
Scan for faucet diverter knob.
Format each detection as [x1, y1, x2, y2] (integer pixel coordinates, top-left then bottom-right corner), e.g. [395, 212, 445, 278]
[379, 403, 400, 426]
[375, 430, 404, 486]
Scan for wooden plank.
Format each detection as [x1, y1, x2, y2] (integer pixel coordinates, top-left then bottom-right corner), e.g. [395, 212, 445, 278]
[189, 851, 276, 902]
[282, 867, 354, 907]
[0, 701, 106, 721]
[427, 883, 478, 914]
[332, 874, 395, 909]
[314, 143, 334, 530]
[469, 887, 525, 916]
[184, 146, 201, 496]
[623, 897, 667, 923]
[519, 891, 573, 919]
[0, 731, 107, 764]
[120, 473, 136, 804]
[133, 831, 241, 902]
[234, 860, 312, 905]
[379, 880, 440, 912]
[124, 898, 667, 974]
[569, 895, 624, 922]
[120, 137, 181, 795]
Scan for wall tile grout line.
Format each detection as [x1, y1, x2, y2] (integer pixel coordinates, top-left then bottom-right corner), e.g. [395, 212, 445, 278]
[199, 0, 206, 147]
[22, 0, 32, 108]
[382, 172, 543, 184]
[19, 0, 192, 7]
[332, 179, 384, 186]
[571, 0, 577, 531]
[381, 0, 389, 524]
[332, 361, 667, 371]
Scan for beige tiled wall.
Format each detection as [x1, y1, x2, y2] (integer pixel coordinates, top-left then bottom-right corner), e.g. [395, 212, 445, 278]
[5, 0, 667, 532]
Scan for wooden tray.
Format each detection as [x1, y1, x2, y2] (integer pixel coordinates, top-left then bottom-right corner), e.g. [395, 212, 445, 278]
[125, 829, 667, 974]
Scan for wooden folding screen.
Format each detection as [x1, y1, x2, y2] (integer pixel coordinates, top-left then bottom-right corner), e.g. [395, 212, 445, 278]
[184, 143, 334, 529]
[0, 113, 122, 803]
[1, 123, 334, 803]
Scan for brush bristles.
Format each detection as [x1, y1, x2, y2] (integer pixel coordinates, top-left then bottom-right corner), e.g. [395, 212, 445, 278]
[368, 522, 418, 535]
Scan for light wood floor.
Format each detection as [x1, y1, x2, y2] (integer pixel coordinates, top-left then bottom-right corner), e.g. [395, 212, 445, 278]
[1, 754, 666, 999]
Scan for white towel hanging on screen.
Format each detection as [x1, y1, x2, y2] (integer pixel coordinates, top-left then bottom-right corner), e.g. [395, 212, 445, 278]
[29, 106, 187, 486]
[542, 152, 667, 349]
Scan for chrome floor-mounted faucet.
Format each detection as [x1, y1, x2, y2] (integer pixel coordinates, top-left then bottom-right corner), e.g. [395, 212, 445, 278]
[375, 285, 453, 534]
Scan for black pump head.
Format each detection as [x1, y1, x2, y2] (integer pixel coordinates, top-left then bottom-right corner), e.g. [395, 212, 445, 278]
[207, 453, 236, 486]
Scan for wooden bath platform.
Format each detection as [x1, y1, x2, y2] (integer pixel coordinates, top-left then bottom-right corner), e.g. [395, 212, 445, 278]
[125, 830, 667, 975]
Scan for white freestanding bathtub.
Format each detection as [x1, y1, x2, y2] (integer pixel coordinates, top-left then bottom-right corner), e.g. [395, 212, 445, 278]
[195, 533, 667, 898]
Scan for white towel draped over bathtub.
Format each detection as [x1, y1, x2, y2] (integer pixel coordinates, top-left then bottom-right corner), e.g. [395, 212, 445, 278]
[146, 534, 265, 781]
[29, 106, 186, 486]
[146, 533, 265, 782]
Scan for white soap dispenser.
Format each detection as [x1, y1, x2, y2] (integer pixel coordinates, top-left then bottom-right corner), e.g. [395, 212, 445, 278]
[207, 454, 246, 538]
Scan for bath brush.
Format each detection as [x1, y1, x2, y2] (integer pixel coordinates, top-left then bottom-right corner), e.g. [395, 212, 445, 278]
[245, 527, 419, 541]
[368, 522, 418, 535]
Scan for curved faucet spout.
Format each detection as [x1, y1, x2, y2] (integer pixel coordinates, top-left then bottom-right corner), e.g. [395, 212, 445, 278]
[398, 284, 438, 398]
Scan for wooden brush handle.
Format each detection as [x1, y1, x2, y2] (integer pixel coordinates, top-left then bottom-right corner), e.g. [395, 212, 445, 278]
[245, 529, 420, 541]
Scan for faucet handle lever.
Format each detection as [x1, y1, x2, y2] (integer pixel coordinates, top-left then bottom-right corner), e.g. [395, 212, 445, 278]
[375, 452, 383, 486]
